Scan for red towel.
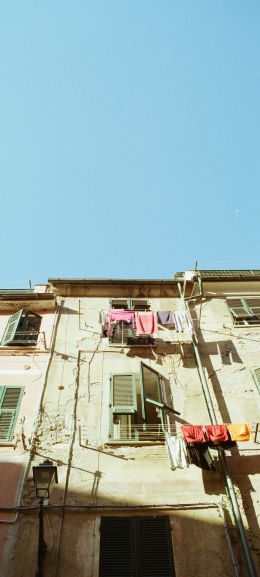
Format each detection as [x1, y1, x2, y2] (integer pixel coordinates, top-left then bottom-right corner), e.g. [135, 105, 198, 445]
[205, 424, 229, 442]
[135, 312, 158, 335]
[181, 425, 205, 444]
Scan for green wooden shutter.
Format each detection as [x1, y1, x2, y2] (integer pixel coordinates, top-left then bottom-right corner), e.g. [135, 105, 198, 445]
[0, 387, 23, 442]
[109, 375, 137, 440]
[1, 309, 23, 346]
[252, 368, 260, 395]
[111, 375, 137, 413]
[99, 517, 175, 577]
[227, 299, 252, 320]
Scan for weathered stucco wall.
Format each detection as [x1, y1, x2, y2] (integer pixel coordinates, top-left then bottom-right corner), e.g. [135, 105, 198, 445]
[0, 304, 56, 571]
[2, 287, 260, 577]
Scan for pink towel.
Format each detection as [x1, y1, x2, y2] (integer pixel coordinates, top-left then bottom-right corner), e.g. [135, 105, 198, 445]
[135, 312, 158, 335]
[108, 310, 135, 330]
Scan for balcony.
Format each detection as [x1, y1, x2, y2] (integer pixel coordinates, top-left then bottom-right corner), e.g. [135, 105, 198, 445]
[109, 422, 175, 443]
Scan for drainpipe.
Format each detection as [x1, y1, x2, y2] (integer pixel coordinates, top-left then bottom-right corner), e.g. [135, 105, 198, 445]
[177, 281, 257, 577]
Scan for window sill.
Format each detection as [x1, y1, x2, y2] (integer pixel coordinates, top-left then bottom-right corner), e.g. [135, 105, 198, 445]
[0, 346, 48, 352]
[105, 440, 165, 446]
[108, 343, 157, 348]
[231, 324, 260, 328]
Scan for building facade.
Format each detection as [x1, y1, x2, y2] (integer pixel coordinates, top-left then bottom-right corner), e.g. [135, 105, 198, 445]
[0, 272, 260, 577]
[0, 285, 56, 573]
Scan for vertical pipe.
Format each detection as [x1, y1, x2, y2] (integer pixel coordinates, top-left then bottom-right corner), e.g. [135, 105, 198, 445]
[177, 282, 257, 577]
[36, 499, 46, 577]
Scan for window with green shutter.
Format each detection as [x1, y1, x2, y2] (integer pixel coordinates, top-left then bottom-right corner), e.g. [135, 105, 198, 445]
[252, 368, 260, 395]
[109, 364, 166, 442]
[1, 309, 41, 346]
[0, 386, 23, 442]
[227, 298, 260, 326]
[99, 516, 176, 577]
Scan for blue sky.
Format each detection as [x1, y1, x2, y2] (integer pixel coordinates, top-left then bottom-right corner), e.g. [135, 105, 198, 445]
[0, 1, 259, 286]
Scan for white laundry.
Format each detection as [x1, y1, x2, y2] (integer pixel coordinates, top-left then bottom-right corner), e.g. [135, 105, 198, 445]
[165, 434, 189, 470]
[174, 310, 193, 333]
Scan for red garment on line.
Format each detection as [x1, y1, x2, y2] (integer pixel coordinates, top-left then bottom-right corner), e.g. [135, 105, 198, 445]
[181, 425, 205, 444]
[135, 312, 158, 335]
[205, 424, 229, 443]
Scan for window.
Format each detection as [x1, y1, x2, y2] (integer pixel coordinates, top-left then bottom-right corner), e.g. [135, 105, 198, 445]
[252, 368, 260, 395]
[1, 309, 41, 346]
[109, 322, 154, 346]
[99, 516, 175, 577]
[0, 386, 23, 443]
[227, 298, 260, 326]
[110, 299, 150, 311]
[109, 363, 167, 442]
[106, 300, 154, 346]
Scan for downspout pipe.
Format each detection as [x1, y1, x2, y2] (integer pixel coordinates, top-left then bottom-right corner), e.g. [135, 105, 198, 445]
[177, 282, 257, 577]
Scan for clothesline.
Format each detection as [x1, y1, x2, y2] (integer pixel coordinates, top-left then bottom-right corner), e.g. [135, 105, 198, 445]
[181, 423, 251, 443]
[165, 423, 253, 472]
[101, 308, 193, 336]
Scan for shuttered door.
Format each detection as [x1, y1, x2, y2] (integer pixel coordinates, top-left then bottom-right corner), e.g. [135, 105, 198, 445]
[99, 517, 175, 577]
[138, 517, 175, 577]
[0, 387, 23, 442]
[100, 518, 134, 577]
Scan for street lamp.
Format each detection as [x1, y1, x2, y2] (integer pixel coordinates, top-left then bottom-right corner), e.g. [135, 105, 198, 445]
[33, 460, 58, 577]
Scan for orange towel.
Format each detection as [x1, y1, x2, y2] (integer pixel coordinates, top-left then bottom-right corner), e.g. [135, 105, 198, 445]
[226, 423, 250, 442]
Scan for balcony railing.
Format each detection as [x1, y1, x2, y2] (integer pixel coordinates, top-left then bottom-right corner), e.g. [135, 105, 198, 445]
[1, 331, 47, 348]
[109, 423, 175, 442]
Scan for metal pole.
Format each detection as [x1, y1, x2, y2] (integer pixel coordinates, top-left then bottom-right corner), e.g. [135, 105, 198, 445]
[36, 499, 47, 577]
[177, 282, 257, 577]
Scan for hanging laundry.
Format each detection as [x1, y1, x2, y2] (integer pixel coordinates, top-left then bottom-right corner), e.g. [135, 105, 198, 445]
[226, 423, 250, 442]
[157, 311, 174, 325]
[174, 310, 193, 333]
[181, 425, 205, 444]
[107, 310, 135, 330]
[165, 434, 189, 470]
[100, 310, 109, 327]
[186, 445, 216, 471]
[205, 424, 229, 443]
[135, 311, 158, 336]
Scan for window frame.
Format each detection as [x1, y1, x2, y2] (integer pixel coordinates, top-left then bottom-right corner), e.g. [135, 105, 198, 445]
[99, 516, 176, 577]
[227, 297, 260, 326]
[110, 299, 151, 311]
[1, 309, 42, 347]
[252, 368, 260, 396]
[109, 364, 166, 443]
[0, 386, 24, 443]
